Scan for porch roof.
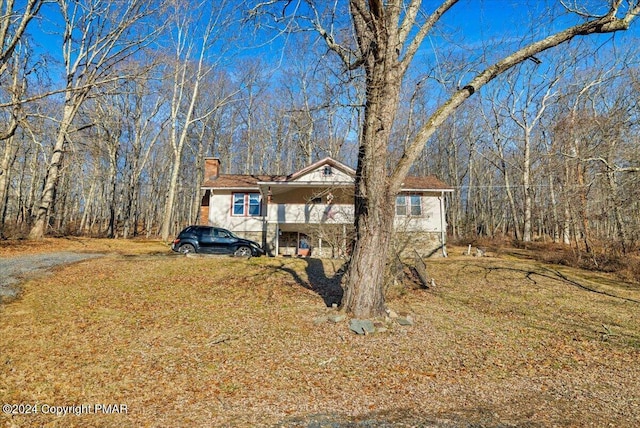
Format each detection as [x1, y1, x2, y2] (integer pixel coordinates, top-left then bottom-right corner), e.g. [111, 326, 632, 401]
[203, 174, 453, 192]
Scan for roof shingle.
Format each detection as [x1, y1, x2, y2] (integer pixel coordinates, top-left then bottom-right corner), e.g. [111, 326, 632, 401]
[203, 173, 451, 191]
[401, 176, 452, 191]
[202, 174, 284, 188]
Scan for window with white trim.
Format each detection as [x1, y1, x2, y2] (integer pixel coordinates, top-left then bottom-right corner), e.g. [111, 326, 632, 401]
[232, 192, 261, 216]
[396, 194, 422, 216]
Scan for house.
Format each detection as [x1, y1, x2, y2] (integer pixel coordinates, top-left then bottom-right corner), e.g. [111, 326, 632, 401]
[199, 157, 453, 258]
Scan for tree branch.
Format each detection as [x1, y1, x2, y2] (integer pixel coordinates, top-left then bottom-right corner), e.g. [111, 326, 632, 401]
[389, 4, 640, 195]
[399, 0, 459, 74]
[561, 152, 640, 173]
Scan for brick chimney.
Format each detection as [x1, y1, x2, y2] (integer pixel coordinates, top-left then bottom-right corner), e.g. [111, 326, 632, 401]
[204, 157, 221, 182]
[199, 189, 210, 225]
[200, 157, 220, 226]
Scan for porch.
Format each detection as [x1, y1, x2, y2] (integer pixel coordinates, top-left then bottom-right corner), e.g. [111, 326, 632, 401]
[266, 203, 354, 225]
[266, 222, 353, 259]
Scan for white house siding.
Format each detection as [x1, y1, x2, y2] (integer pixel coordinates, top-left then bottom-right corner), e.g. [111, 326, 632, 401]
[393, 194, 442, 232]
[207, 192, 265, 243]
[393, 193, 448, 257]
[292, 167, 353, 183]
[267, 186, 353, 205]
[206, 190, 447, 257]
[208, 192, 444, 232]
[267, 203, 354, 224]
[200, 155, 451, 258]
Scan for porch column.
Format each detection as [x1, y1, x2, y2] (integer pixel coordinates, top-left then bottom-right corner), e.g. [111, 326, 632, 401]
[439, 191, 448, 257]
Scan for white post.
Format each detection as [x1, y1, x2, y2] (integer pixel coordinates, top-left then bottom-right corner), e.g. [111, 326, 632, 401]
[342, 224, 347, 257]
[440, 192, 448, 257]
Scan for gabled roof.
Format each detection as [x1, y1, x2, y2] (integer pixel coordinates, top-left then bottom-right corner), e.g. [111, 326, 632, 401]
[201, 157, 452, 191]
[285, 157, 355, 181]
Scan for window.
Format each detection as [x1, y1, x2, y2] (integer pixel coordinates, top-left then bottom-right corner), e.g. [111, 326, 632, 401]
[323, 166, 333, 176]
[395, 195, 407, 216]
[396, 194, 422, 216]
[233, 194, 245, 215]
[248, 193, 261, 216]
[232, 193, 261, 216]
[410, 195, 422, 216]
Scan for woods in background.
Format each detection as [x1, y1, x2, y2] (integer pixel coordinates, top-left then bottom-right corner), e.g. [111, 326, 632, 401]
[0, 0, 639, 266]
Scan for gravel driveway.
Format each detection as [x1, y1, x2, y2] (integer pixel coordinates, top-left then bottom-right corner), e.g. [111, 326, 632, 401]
[0, 252, 102, 303]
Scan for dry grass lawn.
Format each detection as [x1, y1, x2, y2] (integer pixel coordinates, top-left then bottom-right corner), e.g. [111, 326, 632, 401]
[1, 240, 639, 427]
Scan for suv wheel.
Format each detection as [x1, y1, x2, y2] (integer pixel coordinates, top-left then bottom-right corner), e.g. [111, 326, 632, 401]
[234, 246, 252, 258]
[179, 243, 196, 254]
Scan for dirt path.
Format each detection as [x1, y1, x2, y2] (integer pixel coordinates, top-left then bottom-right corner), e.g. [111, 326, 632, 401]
[0, 252, 102, 303]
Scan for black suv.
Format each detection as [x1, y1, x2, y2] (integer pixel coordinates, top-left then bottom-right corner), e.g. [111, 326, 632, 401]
[171, 226, 265, 257]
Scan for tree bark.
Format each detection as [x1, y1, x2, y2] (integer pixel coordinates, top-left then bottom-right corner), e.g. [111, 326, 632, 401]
[0, 134, 18, 233]
[339, 0, 406, 318]
[341, 78, 401, 315]
[522, 128, 532, 242]
[29, 102, 77, 240]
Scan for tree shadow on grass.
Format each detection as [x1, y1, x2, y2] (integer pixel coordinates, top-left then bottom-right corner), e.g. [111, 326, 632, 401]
[274, 257, 345, 307]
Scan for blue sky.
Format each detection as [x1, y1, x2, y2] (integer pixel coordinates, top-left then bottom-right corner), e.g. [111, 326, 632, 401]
[26, 0, 640, 94]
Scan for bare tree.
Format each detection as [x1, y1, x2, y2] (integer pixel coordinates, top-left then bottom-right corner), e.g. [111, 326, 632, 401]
[159, 0, 240, 242]
[483, 63, 561, 242]
[121, 73, 167, 238]
[0, 45, 28, 234]
[0, 0, 43, 76]
[28, 0, 159, 239]
[552, 64, 639, 255]
[254, 0, 640, 318]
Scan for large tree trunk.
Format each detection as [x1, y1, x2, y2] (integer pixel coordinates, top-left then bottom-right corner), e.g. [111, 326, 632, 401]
[28, 103, 76, 240]
[342, 200, 395, 318]
[0, 135, 18, 234]
[341, 37, 402, 317]
[106, 141, 119, 238]
[522, 129, 532, 242]
[161, 147, 182, 241]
